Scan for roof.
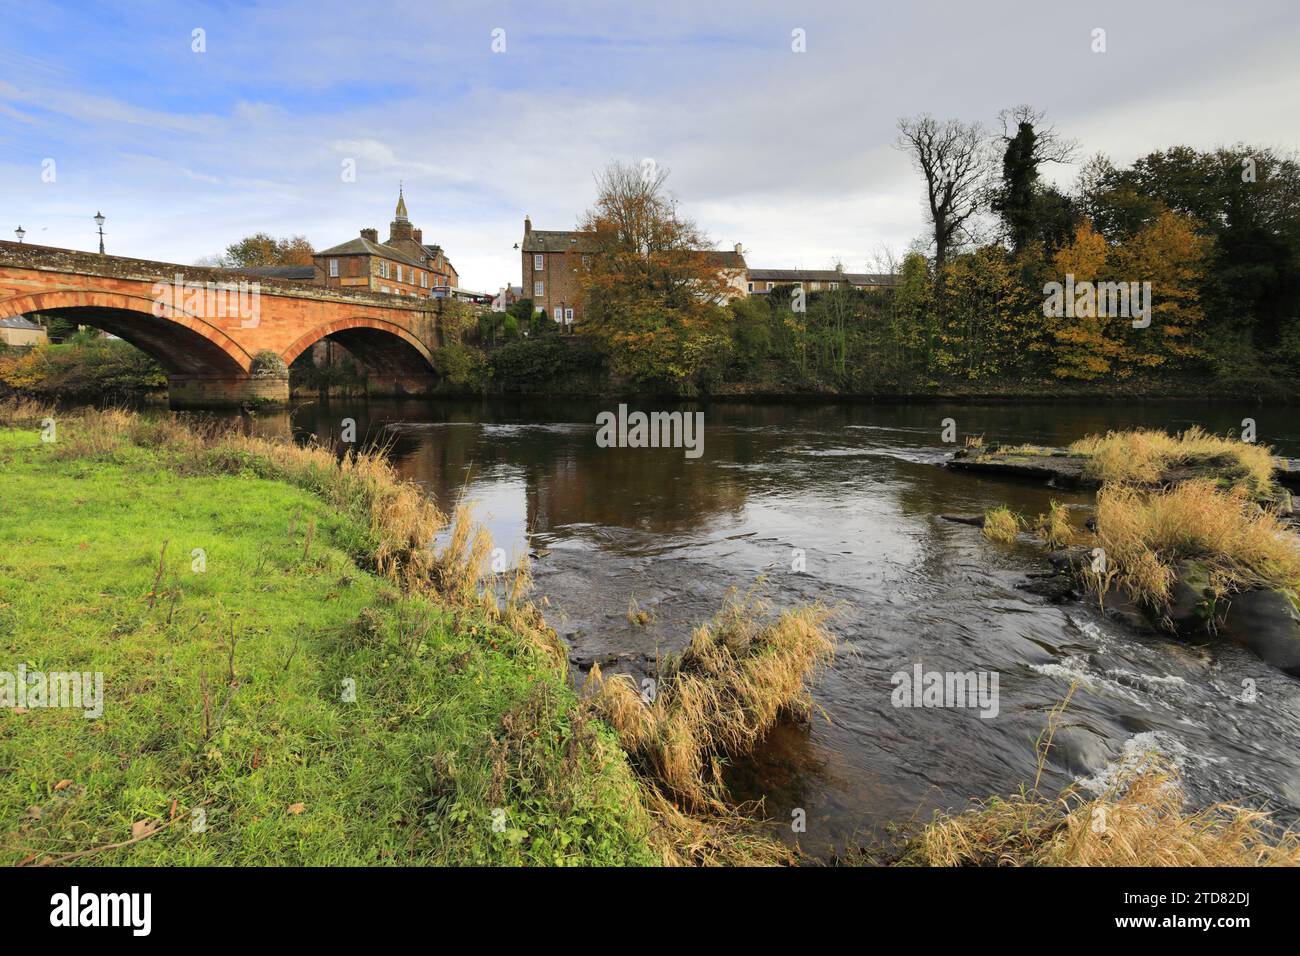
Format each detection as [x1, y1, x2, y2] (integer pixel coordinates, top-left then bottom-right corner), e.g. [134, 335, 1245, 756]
[227, 265, 315, 280]
[0, 315, 42, 330]
[420, 244, 456, 272]
[521, 229, 594, 253]
[748, 268, 899, 286]
[523, 229, 747, 270]
[315, 236, 427, 271]
[698, 250, 747, 270]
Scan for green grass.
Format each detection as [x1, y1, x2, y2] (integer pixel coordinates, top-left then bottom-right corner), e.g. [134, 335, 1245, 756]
[0, 425, 655, 866]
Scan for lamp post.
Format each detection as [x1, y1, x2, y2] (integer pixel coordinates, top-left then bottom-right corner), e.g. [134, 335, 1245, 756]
[94, 211, 105, 254]
[14, 225, 25, 243]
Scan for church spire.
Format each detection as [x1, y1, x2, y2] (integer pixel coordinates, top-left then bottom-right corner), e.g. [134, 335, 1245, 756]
[395, 182, 409, 223]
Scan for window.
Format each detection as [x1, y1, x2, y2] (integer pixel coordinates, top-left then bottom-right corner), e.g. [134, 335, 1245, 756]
[534, 254, 544, 271]
[328, 258, 339, 277]
[420, 272, 427, 288]
[564, 308, 574, 324]
[747, 282, 754, 292]
[554, 307, 562, 322]
[534, 281, 544, 297]
[379, 261, 390, 279]
[766, 282, 774, 290]
[830, 282, 839, 290]
[381, 285, 389, 293]
[397, 265, 404, 283]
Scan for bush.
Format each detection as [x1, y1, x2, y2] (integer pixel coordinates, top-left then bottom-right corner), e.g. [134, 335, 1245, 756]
[431, 343, 488, 390]
[488, 338, 596, 390]
[0, 339, 166, 398]
[250, 349, 288, 379]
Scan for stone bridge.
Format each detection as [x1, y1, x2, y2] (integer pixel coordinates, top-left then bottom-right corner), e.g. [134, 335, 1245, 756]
[0, 241, 455, 406]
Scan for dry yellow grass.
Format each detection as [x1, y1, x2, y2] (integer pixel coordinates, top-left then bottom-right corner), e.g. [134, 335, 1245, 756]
[1034, 500, 1074, 550]
[982, 506, 1020, 543]
[1093, 479, 1300, 614]
[902, 683, 1299, 867]
[590, 592, 834, 810]
[905, 756, 1300, 866]
[1070, 426, 1277, 497]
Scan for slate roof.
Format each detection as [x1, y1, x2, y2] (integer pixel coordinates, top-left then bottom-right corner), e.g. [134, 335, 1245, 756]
[523, 230, 747, 270]
[748, 268, 899, 287]
[0, 315, 42, 329]
[315, 236, 428, 271]
[521, 230, 594, 254]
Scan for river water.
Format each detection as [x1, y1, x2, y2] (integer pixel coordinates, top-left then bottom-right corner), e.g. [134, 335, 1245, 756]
[262, 397, 1300, 857]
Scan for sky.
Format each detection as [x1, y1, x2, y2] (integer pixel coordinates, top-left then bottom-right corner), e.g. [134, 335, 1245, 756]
[2, 0, 1299, 293]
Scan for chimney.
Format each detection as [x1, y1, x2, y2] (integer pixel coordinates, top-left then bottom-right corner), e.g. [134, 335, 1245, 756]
[360, 227, 378, 242]
[412, 228, 423, 244]
[524, 215, 532, 235]
[734, 243, 742, 255]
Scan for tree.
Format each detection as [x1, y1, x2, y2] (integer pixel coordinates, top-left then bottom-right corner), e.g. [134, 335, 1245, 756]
[896, 115, 991, 276]
[222, 233, 315, 268]
[990, 106, 1078, 253]
[576, 161, 731, 390]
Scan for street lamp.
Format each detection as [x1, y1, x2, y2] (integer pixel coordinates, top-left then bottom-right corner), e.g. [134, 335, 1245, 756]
[14, 225, 24, 243]
[94, 211, 105, 254]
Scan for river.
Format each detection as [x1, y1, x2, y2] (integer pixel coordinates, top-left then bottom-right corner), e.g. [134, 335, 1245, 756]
[258, 397, 1300, 858]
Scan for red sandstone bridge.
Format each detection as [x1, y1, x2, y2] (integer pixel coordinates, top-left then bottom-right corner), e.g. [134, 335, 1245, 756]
[0, 241, 455, 406]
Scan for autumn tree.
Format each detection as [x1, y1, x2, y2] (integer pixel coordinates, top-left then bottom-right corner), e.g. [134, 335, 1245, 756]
[1110, 209, 1209, 370]
[576, 161, 732, 390]
[222, 233, 316, 268]
[1045, 219, 1119, 380]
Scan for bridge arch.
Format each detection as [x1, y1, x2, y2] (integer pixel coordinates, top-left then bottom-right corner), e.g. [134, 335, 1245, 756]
[282, 316, 438, 380]
[0, 289, 253, 377]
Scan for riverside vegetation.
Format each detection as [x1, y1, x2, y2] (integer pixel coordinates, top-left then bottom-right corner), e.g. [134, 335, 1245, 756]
[4, 401, 1298, 866]
[0, 399, 830, 865]
[6, 131, 1300, 405]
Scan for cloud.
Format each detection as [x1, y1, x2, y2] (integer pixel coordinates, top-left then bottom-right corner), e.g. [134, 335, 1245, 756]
[1, 0, 1298, 290]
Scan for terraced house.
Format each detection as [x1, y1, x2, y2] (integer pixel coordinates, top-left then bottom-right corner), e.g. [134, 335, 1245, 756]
[314, 189, 459, 299]
[745, 267, 898, 295]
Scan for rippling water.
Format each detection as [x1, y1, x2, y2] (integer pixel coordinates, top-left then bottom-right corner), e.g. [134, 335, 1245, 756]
[268, 397, 1300, 857]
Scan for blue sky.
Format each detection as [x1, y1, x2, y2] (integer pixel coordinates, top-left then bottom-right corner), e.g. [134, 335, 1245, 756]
[3, 0, 1298, 291]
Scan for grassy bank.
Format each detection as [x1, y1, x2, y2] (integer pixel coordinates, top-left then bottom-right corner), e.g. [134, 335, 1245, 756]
[0, 402, 656, 865]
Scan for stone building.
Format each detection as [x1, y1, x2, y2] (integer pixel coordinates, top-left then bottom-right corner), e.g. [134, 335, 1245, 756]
[314, 189, 459, 299]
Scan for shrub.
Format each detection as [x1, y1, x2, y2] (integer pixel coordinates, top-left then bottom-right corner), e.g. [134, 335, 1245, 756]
[0, 339, 166, 398]
[431, 343, 488, 390]
[250, 349, 288, 379]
